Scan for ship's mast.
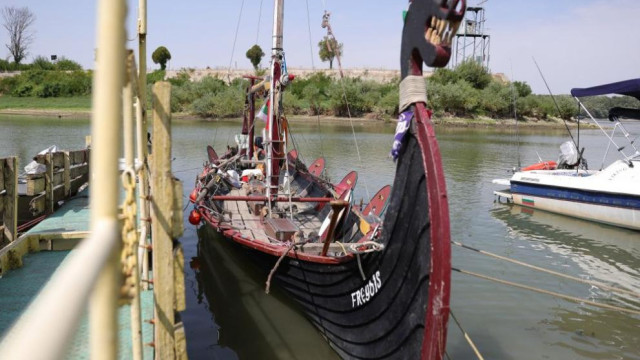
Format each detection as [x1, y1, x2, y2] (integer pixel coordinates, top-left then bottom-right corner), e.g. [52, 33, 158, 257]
[266, 0, 284, 200]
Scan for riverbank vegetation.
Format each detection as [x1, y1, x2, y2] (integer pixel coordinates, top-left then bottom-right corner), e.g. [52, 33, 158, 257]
[1, 59, 638, 121]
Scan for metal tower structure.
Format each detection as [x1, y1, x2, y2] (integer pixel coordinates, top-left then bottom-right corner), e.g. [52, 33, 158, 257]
[453, 3, 490, 69]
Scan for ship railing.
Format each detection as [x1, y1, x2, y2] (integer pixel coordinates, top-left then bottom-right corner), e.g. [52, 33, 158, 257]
[575, 97, 640, 165]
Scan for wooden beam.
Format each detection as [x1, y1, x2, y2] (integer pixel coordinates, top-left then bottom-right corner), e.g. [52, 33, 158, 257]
[26, 177, 45, 196]
[64, 152, 71, 197]
[151, 81, 176, 358]
[45, 153, 54, 213]
[2, 158, 18, 244]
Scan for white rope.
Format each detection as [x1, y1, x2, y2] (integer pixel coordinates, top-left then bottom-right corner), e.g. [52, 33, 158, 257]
[399, 75, 427, 113]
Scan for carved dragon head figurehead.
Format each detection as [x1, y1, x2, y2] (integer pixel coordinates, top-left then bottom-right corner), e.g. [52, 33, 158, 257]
[401, 0, 466, 78]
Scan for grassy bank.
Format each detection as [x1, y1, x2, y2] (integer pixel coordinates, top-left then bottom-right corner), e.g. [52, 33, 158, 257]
[0, 95, 91, 111]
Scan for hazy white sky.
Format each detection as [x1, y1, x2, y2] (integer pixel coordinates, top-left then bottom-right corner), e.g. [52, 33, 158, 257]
[1, 0, 638, 94]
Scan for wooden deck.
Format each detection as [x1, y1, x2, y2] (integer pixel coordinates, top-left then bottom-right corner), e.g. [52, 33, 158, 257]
[221, 187, 324, 244]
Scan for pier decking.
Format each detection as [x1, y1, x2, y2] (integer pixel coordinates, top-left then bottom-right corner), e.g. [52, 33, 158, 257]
[0, 188, 155, 359]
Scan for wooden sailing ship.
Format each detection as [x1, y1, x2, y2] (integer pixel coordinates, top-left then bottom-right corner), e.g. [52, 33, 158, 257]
[190, 0, 466, 358]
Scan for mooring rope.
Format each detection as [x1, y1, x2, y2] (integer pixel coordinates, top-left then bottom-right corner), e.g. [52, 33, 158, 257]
[452, 240, 640, 298]
[265, 240, 311, 294]
[453, 267, 640, 316]
[449, 311, 485, 360]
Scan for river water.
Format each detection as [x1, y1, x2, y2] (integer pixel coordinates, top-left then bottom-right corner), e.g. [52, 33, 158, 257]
[1, 114, 639, 359]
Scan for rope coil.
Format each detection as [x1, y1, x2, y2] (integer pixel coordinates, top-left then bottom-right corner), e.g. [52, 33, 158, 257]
[399, 75, 427, 112]
[120, 167, 139, 304]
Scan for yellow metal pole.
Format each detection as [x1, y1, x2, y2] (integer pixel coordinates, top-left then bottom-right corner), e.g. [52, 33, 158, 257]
[90, 0, 126, 358]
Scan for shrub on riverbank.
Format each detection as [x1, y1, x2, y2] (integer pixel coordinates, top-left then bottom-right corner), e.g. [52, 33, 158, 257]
[3, 60, 639, 120]
[0, 69, 92, 97]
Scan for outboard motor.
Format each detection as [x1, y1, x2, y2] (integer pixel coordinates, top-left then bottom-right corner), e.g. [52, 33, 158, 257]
[557, 141, 580, 169]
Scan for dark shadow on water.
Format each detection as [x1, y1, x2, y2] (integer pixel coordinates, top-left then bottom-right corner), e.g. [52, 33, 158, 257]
[188, 225, 339, 360]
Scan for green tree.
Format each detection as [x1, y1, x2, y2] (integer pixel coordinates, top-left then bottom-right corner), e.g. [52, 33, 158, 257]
[245, 44, 264, 71]
[513, 81, 532, 98]
[455, 59, 492, 89]
[152, 46, 171, 70]
[318, 36, 342, 70]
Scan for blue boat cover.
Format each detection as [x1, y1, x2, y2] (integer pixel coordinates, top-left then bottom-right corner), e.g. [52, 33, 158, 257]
[571, 78, 640, 100]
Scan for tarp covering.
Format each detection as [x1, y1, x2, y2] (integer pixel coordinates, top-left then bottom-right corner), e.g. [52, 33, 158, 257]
[571, 78, 640, 100]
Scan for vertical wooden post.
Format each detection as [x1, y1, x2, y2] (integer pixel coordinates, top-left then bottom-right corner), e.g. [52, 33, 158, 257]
[2, 158, 18, 243]
[90, 0, 126, 358]
[151, 81, 175, 358]
[64, 152, 71, 197]
[45, 153, 54, 213]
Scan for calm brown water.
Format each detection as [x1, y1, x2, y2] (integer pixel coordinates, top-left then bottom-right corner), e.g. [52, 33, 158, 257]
[1, 114, 639, 359]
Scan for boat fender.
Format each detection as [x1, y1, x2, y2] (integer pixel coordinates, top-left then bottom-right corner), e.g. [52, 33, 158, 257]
[521, 161, 557, 171]
[188, 209, 202, 225]
[189, 188, 198, 203]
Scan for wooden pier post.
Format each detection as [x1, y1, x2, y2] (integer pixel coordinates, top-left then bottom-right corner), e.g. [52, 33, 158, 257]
[1, 157, 18, 244]
[151, 81, 176, 358]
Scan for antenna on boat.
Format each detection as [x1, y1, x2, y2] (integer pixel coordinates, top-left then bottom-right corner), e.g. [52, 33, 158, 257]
[509, 61, 521, 169]
[532, 57, 579, 151]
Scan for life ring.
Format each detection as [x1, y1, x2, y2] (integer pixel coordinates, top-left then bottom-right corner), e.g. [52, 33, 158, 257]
[521, 161, 557, 171]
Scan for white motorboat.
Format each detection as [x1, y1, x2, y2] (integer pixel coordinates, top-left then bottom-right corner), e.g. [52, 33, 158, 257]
[494, 78, 640, 231]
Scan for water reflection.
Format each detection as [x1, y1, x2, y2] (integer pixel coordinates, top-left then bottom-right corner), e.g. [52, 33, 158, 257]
[193, 225, 339, 360]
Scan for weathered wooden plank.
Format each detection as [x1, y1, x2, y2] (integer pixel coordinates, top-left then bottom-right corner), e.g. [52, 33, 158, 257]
[0, 163, 4, 192]
[26, 177, 45, 196]
[70, 176, 86, 196]
[29, 193, 46, 216]
[64, 152, 71, 197]
[173, 244, 185, 311]
[151, 81, 176, 358]
[3, 157, 18, 243]
[172, 178, 184, 239]
[45, 153, 53, 213]
[52, 184, 67, 204]
[174, 322, 188, 360]
[70, 164, 89, 179]
[69, 149, 89, 165]
[52, 152, 65, 169]
[50, 170, 64, 187]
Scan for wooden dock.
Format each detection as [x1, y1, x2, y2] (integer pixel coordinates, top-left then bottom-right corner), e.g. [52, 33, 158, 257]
[0, 0, 188, 358]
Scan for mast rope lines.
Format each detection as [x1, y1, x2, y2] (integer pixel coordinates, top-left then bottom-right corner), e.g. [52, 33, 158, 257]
[321, 10, 371, 200]
[227, 0, 246, 83]
[452, 240, 640, 316]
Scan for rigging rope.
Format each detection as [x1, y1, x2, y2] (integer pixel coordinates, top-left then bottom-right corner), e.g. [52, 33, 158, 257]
[227, 0, 246, 83]
[449, 311, 485, 360]
[452, 240, 640, 298]
[305, 0, 316, 69]
[453, 267, 640, 316]
[320, 11, 370, 199]
[256, 0, 264, 45]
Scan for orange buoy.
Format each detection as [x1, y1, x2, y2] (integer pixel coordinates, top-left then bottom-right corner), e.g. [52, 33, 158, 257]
[521, 161, 557, 171]
[188, 209, 202, 225]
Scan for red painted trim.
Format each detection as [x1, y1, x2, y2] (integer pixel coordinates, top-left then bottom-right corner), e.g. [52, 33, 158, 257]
[211, 195, 334, 203]
[415, 103, 451, 360]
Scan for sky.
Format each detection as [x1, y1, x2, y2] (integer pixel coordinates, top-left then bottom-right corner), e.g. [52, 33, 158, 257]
[0, 0, 639, 94]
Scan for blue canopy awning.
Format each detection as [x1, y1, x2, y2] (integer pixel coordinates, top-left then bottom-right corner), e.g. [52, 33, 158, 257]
[570, 78, 640, 100]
